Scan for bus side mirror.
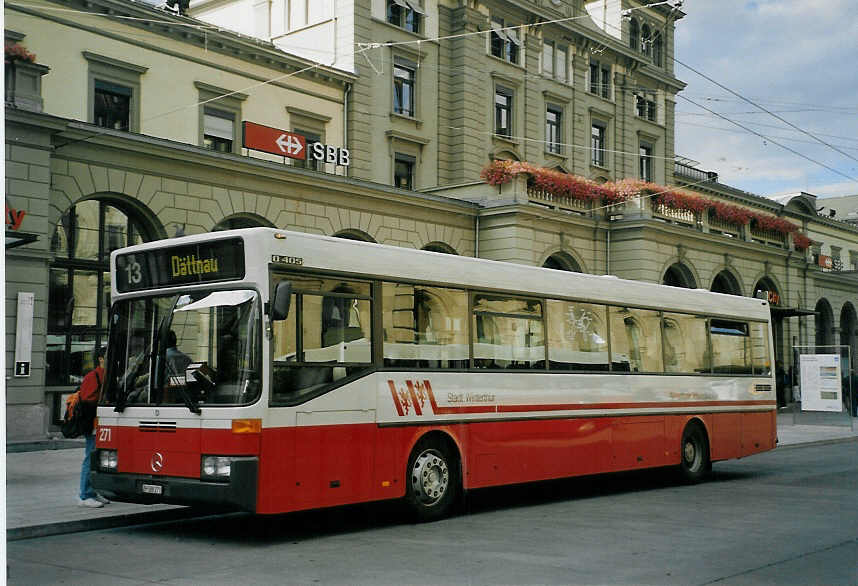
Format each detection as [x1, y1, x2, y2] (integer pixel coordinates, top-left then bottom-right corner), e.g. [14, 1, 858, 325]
[272, 282, 292, 321]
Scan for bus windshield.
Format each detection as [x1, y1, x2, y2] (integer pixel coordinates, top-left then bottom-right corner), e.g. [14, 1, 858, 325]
[104, 288, 261, 409]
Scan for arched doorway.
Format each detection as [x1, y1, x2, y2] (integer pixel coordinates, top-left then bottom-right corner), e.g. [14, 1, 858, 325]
[662, 263, 696, 288]
[753, 277, 784, 369]
[842, 302, 858, 415]
[48, 197, 160, 386]
[333, 229, 376, 243]
[542, 252, 581, 272]
[422, 242, 458, 255]
[710, 270, 742, 296]
[213, 213, 274, 231]
[814, 299, 835, 348]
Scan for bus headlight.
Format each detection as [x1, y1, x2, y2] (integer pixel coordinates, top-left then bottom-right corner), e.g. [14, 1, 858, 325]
[98, 449, 118, 471]
[201, 455, 233, 481]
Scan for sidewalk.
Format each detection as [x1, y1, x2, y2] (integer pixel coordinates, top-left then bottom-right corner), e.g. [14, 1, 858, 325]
[6, 417, 858, 541]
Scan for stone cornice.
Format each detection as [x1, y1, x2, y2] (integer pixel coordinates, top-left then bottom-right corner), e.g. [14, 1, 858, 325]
[47, 117, 476, 216]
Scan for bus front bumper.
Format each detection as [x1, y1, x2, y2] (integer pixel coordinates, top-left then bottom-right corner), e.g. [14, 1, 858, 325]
[90, 456, 257, 512]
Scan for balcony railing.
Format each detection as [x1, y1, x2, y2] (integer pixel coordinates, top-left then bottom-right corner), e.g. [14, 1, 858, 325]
[653, 203, 701, 229]
[708, 215, 743, 238]
[750, 225, 786, 247]
[674, 161, 718, 183]
[527, 186, 592, 215]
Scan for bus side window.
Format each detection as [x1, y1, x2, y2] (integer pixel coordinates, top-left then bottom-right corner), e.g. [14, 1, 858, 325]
[608, 307, 663, 373]
[662, 312, 709, 374]
[382, 283, 468, 369]
[546, 300, 609, 371]
[710, 319, 752, 374]
[271, 276, 373, 405]
[749, 322, 771, 376]
[472, 294, 544, 370]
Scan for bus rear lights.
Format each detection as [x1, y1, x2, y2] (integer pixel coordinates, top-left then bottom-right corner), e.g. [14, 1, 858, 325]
[231, 418, 261, 434]
[201, 455, 234, 480]
[98, 449, 118, 472]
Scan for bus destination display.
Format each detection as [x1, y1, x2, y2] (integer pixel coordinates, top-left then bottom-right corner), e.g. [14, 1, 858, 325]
[115, 238, 245, 292]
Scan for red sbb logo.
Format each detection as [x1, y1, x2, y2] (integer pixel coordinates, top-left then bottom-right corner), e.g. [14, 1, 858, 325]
[242, 121, 349, 166]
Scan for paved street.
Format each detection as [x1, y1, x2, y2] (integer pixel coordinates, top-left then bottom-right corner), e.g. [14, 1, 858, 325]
[7, 440, 858, 585]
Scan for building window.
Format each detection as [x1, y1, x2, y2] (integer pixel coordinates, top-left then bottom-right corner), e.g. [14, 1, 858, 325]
[555, 45, 568, 83]
[84, 52, 147, 133]
[652, 31, 663, 67]
[195, 82, 246, 155]
[393, 59, 416, 117]
[542, 41, 554, 77]
[490, 19, 521, 64]
[546, 106, 562, 154]
[589, 60, 610, 99]
[203, 108, 235, 153]
[394, 153, 416, 189]
[629, 18, 639, 51]
[94, 80, 131, 131]
[636, 94, 657, 122]
[591, 123, 606, 167]
[495, 87, 513, 138]
[387, 0, 424, 34]
[641, 24, 652, 57]
[48, 200, 152, 386]
[543, 41, 568, 82]
[293, 129, 321, 171]
[639, 142, 653, 182]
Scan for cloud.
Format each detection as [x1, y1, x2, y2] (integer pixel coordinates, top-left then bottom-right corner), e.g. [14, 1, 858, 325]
[674, 0, 858, 197]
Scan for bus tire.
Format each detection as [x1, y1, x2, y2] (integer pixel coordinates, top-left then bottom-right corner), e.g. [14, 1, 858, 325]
[404, 437, 460, 522]
[678, 422, 711, 484]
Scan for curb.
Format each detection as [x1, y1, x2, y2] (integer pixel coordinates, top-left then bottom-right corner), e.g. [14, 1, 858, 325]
[7, 439, 85, 453]
[6, 507, 201, 541]
[776, 436, 858, 450]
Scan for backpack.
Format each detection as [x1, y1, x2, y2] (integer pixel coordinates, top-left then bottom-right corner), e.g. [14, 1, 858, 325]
[61, 372, 100, 439]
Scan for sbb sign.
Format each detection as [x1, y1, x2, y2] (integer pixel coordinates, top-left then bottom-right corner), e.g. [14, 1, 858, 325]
[242, 121, 349, 167]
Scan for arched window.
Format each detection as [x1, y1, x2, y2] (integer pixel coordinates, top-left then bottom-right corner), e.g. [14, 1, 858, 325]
[213, 213, 273, 231]
[662, 263, 696, 288]
[333, 230, 377, 243]
[641, 24, 652, 56]
[422, 242, 458, 255]
[711, 270, 742, 296]
[652, 31, 663, 66]
[629, 18, 639, 51]
[542, 252, 582, 272]
[48, 199, 154, 385]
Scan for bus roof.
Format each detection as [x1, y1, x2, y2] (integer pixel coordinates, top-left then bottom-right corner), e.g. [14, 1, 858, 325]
[112, 228, 771, 321]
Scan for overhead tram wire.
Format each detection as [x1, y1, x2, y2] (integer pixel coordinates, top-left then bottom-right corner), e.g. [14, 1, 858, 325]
[677, 94, 858, 185]
[673, 57, 858, 167]
[595, 12, 858, 186]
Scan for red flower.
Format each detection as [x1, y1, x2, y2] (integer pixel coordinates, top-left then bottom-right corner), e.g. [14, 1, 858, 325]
[709, 201, 752, 226]
[793, 233, 812, 251]
[5, 42, 36, 64]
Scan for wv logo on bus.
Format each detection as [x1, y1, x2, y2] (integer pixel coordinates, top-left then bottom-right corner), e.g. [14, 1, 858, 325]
[388, 379, 435, 416]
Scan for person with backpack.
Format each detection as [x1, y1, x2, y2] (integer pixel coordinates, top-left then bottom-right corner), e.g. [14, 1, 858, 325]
[78, 347, 110, 508]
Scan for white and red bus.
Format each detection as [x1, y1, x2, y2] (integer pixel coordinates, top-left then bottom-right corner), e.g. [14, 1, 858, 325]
[93, 228, 777, 520]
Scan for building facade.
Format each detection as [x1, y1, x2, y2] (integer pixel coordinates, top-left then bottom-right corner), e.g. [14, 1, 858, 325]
[5, 0, 858, 441]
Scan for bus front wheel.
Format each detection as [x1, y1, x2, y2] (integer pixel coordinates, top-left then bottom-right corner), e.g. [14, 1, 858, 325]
[404, 437, 460, 522]
[678, 422, 711, 484]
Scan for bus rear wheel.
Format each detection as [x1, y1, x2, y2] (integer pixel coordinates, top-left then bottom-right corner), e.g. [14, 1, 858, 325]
[404, 437, 460, 522]
[678, 422, 711, 484]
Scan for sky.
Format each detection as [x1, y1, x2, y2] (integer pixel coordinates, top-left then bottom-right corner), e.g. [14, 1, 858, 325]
[673, 0, 858, 199]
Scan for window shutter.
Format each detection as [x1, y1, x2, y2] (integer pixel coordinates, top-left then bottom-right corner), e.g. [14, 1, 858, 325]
[204, 111, 234, 140]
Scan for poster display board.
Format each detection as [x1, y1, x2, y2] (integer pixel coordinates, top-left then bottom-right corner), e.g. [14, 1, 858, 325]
[800, 354, 843, 412]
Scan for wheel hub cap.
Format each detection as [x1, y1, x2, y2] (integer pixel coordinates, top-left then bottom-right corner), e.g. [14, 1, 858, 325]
[411, 449, 449, 506]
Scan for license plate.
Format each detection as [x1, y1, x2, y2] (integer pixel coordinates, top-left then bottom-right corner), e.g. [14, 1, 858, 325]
[141, 483, 163, 495]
